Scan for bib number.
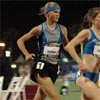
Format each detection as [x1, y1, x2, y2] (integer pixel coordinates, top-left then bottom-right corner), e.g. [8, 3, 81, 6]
[93, 45, 100, 57]
[36, 62, 44, 70]
[43, 46, 60, 56]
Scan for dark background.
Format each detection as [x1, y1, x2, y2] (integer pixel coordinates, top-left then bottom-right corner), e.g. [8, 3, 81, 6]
[1, 0, 100, 33]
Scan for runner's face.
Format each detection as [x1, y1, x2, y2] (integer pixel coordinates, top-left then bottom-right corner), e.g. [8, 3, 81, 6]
[93, 12, 100, 29]
[47, 10, 60, 22]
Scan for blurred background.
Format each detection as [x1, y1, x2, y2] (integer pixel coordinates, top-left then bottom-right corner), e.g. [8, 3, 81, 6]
[0, 0, 100, 99]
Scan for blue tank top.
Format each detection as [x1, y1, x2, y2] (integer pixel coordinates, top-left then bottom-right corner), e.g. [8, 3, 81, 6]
[38, 22, 63, 62]
[83, 28, 100, 54]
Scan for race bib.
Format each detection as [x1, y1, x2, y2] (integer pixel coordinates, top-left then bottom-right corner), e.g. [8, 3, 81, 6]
[42, 42, 61, 62]
[93, 45, 100, 57]
[43, 46, 60, 56]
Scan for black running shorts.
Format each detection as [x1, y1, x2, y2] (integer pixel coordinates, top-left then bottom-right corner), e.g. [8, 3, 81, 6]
[30, 60, 60, 83]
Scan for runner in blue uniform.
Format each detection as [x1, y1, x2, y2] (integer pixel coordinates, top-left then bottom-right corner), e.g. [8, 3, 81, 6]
[66, 7, 100, 100]
[17, 2, 68, 100]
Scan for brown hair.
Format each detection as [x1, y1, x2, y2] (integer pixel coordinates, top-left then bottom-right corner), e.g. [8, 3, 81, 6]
[39, 2, 60, 15]
[82, 7, 100, 28]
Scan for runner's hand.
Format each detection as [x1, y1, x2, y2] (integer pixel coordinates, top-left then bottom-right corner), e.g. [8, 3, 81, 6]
[25, 53, 36, 61]
[78, 62, 88, 73]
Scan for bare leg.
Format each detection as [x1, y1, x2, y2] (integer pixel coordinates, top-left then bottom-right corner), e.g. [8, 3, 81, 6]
[76, 76, 100, 100]
[33, 86, 47, 100]
[81, 92, 90, 100]
[35, 73, 61, 100]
